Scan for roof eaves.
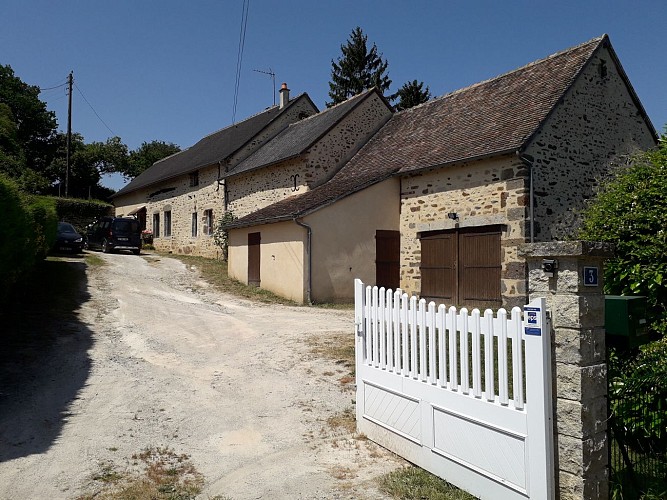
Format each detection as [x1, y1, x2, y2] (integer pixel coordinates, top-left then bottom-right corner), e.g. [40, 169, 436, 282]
[397, 148, 520, 176]
[221, 152, 306, 179]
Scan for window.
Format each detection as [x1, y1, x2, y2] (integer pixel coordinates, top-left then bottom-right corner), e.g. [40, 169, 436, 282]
[191, 212, 198, 237]
[189, 171, 199, 187]
[153, 213, 160, 238]
[164, 211, 172, 237]
[203, 209, 213, 236]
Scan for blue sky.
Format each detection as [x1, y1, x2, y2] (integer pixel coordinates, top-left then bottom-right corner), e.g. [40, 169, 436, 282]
[3, 0, 666, 190]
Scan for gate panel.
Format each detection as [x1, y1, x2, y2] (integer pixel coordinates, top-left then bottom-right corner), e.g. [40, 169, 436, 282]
[355, 279, 554, 499]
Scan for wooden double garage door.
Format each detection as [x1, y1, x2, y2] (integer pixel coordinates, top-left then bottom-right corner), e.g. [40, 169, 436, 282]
[420, 225, 502, 308]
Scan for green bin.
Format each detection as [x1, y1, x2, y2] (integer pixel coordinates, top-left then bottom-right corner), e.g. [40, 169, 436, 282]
[605, 295, 649, 348]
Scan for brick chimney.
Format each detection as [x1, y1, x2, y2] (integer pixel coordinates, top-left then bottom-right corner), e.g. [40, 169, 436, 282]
[279, 82, 290, 109]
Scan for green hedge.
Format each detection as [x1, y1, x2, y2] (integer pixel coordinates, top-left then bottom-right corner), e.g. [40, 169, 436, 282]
[0, 177, 113, 309]
[0, 176, 57, 306]
[53, 197, 113, 234]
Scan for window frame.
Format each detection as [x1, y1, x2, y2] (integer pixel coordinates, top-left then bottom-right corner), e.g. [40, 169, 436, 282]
[152, 213, 160, 239]
[164, 210, 172, 238]
[191, 212, 198, 237]
[203, 209, 213, 236]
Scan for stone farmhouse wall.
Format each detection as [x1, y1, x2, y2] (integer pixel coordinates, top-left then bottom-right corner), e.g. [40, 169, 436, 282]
[227, 93, 392, 218]
[400, 46, 656, 308]
[147, 163, 223, 257]
[113, 98, 318, 258]
[399, 154, 529, 308]
[525, 45, 656, 241]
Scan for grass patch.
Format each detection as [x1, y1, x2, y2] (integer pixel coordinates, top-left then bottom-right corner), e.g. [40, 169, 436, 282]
[77, 446, 222, 500]
[85, 253, 106, 267]
[305, 331, 355, 373]
[164, 254, 297, 306]
[327, 407, 357, 434]
[378, 467, 478, 500]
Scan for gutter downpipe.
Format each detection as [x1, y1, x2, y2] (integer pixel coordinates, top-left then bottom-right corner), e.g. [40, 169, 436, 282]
[293, 217, 313, 305]
[518, 152, 535, 243]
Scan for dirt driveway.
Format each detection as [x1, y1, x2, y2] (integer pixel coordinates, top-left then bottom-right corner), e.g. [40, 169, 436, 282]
[0, 252, 402, 499]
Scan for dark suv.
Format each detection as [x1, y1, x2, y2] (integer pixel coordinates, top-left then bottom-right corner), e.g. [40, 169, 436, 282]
[85, 216, 142, 255]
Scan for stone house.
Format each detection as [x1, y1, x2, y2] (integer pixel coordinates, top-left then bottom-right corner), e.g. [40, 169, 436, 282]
[111, 86, 318, 257]
[226, 35, 656, 305]
[221, 87, 393, 218]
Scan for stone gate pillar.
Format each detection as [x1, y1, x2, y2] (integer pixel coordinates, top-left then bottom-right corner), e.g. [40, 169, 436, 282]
[519, 241, 613, 500]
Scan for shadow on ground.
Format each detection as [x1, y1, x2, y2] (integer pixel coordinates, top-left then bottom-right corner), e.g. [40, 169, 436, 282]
[0, 257, 93, 462]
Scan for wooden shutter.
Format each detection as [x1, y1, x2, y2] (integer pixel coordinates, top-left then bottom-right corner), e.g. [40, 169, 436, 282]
[419, 226, 501, 307]
[419, 231, 456, 303]
[375, 230, 400, 290]
[248, 232, 261, 287]
[458, 226, 501, 307]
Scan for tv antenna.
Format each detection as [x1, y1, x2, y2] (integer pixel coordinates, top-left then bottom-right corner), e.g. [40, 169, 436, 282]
[253, 68, 276, 106]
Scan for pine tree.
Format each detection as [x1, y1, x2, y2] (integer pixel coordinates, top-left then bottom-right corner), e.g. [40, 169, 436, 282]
[395, 80, 431, 111]
[327, 27, 392, 107]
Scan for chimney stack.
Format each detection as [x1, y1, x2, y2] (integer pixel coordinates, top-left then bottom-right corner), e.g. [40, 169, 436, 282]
[279, 82, 290, 109]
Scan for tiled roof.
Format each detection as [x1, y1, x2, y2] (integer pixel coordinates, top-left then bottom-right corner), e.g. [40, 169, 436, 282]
[112, 94, 316, 198]
[225, 88, 384, 178]
[228, 36, 607, 229]
[391, 35, 607, 174]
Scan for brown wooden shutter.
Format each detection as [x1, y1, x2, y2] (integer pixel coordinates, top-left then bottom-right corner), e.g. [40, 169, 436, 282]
[458, 226, 501, 307]
[375, 230, 400, 290]
[248, 232, 261, 287]
[419, 231, 456, 303]
[419, 226, 501, 308]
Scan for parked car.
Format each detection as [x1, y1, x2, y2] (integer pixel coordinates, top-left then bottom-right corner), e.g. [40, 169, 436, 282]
[53, 221, 84, 254]
[85, 216, 142, 255]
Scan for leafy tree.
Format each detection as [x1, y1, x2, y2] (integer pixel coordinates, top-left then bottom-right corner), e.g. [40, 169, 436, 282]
[0, 64, 57, 173]
[327, 27, 392, 107]
[578, 134, 667, 335]
[0, 103, 26, 177]
[124, 140, 180, 179]
[395, 80, 431, 111]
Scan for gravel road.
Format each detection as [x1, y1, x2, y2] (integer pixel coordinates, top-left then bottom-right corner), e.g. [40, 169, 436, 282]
[0, 252, 402, 499]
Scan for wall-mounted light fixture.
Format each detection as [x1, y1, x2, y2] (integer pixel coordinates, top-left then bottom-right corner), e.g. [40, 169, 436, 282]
[447, 212, 459, 221]
[542, 258, 558, 277]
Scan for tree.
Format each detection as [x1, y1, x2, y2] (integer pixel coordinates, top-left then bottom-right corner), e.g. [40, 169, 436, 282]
[395, 80, 431, 111]
[0, 64, 57, 173]
[578, 134, 667, 334]
[327, 27, 392, 107]
[124, 140, 180, 179]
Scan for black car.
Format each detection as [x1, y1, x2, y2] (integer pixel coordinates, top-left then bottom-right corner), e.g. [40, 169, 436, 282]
[53, 222, 84, 253]
[85, 216, 142, 255]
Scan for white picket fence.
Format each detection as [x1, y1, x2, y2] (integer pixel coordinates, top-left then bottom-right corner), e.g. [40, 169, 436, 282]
[354, 279, 554, 500]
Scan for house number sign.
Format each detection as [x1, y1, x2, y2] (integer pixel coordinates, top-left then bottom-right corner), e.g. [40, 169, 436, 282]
[524, 306, 542, 336]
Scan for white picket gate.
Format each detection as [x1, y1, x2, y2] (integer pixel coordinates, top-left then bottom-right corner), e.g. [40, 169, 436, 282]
[354, 279, 554, 499]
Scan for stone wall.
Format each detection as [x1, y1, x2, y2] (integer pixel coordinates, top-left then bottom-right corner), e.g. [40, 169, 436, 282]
[227, 92, 392, 218]
[520, 241, 612, 500]
[113, 97, 319, 258]
[399, 154, 530, 308]
[526, 45, 656, 241]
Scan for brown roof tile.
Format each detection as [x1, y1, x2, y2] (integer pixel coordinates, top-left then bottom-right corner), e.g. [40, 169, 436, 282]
[228, 36, 607, 229]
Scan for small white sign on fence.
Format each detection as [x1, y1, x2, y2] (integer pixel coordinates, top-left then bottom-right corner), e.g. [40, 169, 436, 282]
[354, 279, 554, 500]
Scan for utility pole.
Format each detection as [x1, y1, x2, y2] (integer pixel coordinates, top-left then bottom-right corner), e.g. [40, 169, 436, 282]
[65, 71, 73, 197]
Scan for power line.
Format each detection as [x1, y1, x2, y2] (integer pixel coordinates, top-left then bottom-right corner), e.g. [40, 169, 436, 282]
[232, 0, 250, 124]
[74, 82, 117, 136]
[39, 82, 68, 91]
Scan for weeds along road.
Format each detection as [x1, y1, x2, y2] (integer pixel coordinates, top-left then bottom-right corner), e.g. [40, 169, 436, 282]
[0, 252, 401, 499]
